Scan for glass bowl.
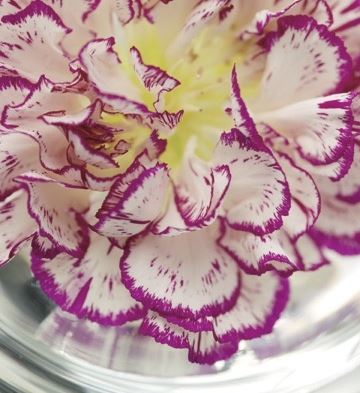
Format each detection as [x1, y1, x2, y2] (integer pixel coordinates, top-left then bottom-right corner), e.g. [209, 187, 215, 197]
[1, 253, 360, 393]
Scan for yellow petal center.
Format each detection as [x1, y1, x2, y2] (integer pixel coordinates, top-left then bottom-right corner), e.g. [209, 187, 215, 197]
[104, 19, 259, 171]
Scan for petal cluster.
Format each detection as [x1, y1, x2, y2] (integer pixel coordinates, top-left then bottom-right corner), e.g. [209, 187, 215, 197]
[0, 0, 359, 364]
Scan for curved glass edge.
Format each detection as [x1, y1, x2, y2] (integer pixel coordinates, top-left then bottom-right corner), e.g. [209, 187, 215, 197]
[1, 255, 360, 393]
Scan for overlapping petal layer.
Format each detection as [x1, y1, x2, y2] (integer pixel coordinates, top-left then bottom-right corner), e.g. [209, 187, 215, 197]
[0, 0, 358, 364]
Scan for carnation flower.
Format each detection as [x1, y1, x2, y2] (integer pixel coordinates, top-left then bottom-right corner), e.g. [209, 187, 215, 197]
[0, 0, 359, 364]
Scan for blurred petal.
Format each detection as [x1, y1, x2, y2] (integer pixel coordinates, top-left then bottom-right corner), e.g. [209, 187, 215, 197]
[0, 1, 73, 82]
[0, 190, 36, 266]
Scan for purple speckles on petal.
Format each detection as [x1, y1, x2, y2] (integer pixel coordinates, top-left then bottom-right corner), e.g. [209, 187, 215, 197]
[120, 226, 241, 320]
[32, 230, 145, 325]
[0, 0, 358, 366]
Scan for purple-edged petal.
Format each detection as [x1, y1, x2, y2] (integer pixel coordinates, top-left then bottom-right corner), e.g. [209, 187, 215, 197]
[0, 1, 73, 82]
[140, 311, 188, 349]
[3, 76, 88, 175]
[165, 314, 213, 333]
[174, 156, 230, 228]
[42, 99, 103, 127]
[114, 0, 141, 24]
[230, 67, 262, 142]
[263, 124, 354, 182]
[310, 227, 360, 256]
[277, 154, 320, 239]
[0, 189, 36, 266]
[328, 0, 360, 64]
[214, 129, 290, 236]
[95, 160, 169, 237]
[186, 329, 238, 365]
[130, 46, 180, 105]
[16, 173, 90, 257]
[294, 142, 355, 182]
[31, 233, 60, 260]
[170, 0, 231, 52]
[213, 271, 289, 343]
[120, 224, 240, 319]
[78, 38, 147, 114]
[32, 230, 145, 325]
[257, 93, 354, 165]
[219, 223, 300, 276]
[0, 132, 43, 200]
[151, 192, 192, 236]
[239, 0, 333, 40]
[67, 129, 118, 169]
[0, 76, 33, 120]
[139, 311, 239, 364]
[311, 192, 360, 255]
[46, 0, 101, 55]
[331, 143, 360, 203]
[255, 15, 352, 111]
[295, 233, 328, 271]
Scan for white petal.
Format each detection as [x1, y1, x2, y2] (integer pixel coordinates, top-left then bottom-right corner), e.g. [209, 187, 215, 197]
[95, 161, 169, 237]
[16, 173, 90, 257]
[121, 224, 240, 319]
[32, 230, 145, 325]
[213, 272, 289, 342]
[255, 15, 352, 111]
[0, 190, 36, 266]
[0, 1, 73, 82]
[214, 129, 290, 235]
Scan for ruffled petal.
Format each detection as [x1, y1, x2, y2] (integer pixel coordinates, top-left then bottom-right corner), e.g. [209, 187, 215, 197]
[42, 99, 103, 127]
[32, 229, 145, 325]
[78, 38, 146, 114]
[0, 0, 73, 82]
[295, 233, 328, 271]
[328, 0, 360, 64]
[139, 311, 239, 364]
[114, 0, 140, 24]
[255, 15, 352, 111]
[95, 160, 169, 237]
[0, 189, 36, 266]
[311, 193, 360, 255]
[0, 76, 32, 120]
[230, 67, 262, 142]
[120, 224, 240, 319]
[130, 46, 180, 105]
[330, 143, 360, 203]
[239, 0, 333, 40]
[0, 132, 43, 200]
[174, 155, 230, 228]
[170, 0, 231, 52]
[45, 0, 101, 55]
[3, 76, 87, 175]
[16, 173, 90, 257]
[213, 271, 289, 342]
[219, 223, 300, 275]
[214, 129, 290, 235]
[31, 233, 60, 260]
[151, 192, 191, 236]
[277, 154, 320, 239]
[258, 93, 354, 165]
[67, 129, 119, 169]
[263, 124, 354, 181]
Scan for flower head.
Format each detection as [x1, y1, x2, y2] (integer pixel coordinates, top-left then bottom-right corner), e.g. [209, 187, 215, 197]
[0, 0, 359, 364]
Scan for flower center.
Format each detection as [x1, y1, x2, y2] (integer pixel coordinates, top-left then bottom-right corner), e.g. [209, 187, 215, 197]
[106, 20, 257, 170]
